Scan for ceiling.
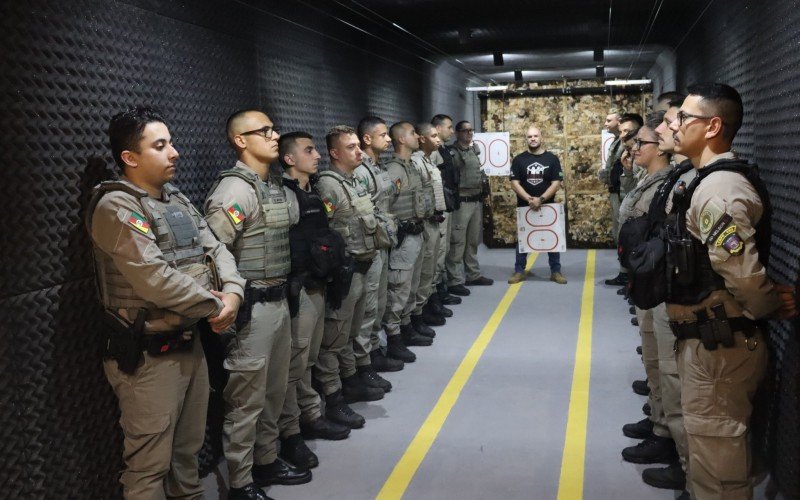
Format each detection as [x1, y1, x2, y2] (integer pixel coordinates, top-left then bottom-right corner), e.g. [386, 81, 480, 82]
[306, 0, 705, 83]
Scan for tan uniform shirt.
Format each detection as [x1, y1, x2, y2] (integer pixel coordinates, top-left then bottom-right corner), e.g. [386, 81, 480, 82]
[90, 181, 244, 331]
[667, 152, 781, 322]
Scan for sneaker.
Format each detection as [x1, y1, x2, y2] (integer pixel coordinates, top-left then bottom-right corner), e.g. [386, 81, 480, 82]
[642, 462, 686, 490]
[448, 284, 471, 296]
[622, 436, 678, 464]
[370, 349, 404, 372]
[466, 276, 494, 286]
[550, 272, 567, 284]
[632, 379, 650, 396]
[508, 272, 525, 284]
[622, 417, 654, 439]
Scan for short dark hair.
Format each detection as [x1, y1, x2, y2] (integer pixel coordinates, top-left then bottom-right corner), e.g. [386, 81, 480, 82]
[415, 122, 433, 136]
[108, 106, 166, 171]
[454, 120, 472, 132]
[622, 127, 640, 143]
[619, 113, 644, 127]
[431, 114, 453, 127]
[657, 91, 685, 104]
[357, 116, 385, 146]
[668, 96, 686, 108]
[645, 111, 665, 131]
[687, 82, 743, 142]
[325, 125, 356, 153]
[225, 108, 261, 148]
[278, 131, 313, 169]
[389, 121, 414, 143]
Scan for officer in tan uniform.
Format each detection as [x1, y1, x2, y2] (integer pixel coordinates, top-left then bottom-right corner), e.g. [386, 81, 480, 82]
[204, 110, 310, 497]
[87, 107, 245, 499]
[383, 121, 435, 351]
[353, 116, 410, 368]
[445, 120, 493, 296]
[666, 83, 796, 499]
[411, 122, 451, 327]
[277, 132, 352, 468]
[316, 125, 384, 428]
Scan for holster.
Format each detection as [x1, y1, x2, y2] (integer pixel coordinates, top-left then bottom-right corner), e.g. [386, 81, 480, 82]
[104, 309, 146, 375]
[235, 281, 288, 328]
[287, 275, 303, 318]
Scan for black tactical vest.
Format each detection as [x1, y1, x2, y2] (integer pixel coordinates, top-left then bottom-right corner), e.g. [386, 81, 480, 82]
[666, 159, 772, 305]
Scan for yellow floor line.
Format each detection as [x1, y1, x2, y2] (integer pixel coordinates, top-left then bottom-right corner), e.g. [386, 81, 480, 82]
[556, 250, 596, 500]
[376, 252, 540, 500]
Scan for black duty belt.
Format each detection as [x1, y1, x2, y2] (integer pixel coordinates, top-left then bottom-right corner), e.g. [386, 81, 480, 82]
[251, 282, 288, 303]
[142, 328, 195, 356]
[669, 315, 757, 351]
[459, 194, 482, 202]
[354, 259, 373, 274]
[427, 213, 446, 224]
[399, 219, 425, 235]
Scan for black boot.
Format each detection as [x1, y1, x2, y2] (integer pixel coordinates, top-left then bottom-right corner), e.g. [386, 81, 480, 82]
[642, 462, 686, 490]
[300, 416, 350, 440]
[643, 402, 651, 416]
[358, 364, 392, 392]
[427, 293, 453, 317]
[636, 345, 642, 355]
[605, 272, 628, 286]
[386, 334, 416, 362]
[622, 417, 654, 439]
[622, 436, 678, 464]
[228, 483, 271, 500]
[341, 373, 384, 403]
[411, 315, 438, 336]
[629, 306, 636, 315]
[438, 281, 462, 304]
[370, 348, 404, 372]
[324, 389, 365, 429]
[401, 323, 433, 345]
[280, 434, 318, 470]
[419, 310, 445, 327]
[252, 457, 312, 486]
[632, 379, 650, 395]
[465, 276, 493, 286]
[448, 284, 470, 296]
[631, 316, 639, 326]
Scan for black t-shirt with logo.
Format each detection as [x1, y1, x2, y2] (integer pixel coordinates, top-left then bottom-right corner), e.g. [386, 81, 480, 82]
[509, 151, 563, 207]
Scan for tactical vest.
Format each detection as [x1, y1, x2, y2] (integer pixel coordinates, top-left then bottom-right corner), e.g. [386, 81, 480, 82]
[429, 163, 448, 212]
[318, 170, 378, 261]
[208, 167, 291, 279]
[360, 162, 396, 215]
[450, 144, 483, 195]
[86, 181, 214, 314]
[386, 157, 428, 221]
[666, 160, 772, 305]
[415, 156, 436, 217]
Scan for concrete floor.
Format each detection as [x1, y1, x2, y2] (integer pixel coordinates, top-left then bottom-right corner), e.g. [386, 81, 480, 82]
[203, 248, 773, 500]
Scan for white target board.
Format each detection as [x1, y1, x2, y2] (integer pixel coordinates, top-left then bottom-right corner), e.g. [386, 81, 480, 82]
[517, 204, 567, 253]
[600, 130, 615, 167]
[473, 132, 510, 176]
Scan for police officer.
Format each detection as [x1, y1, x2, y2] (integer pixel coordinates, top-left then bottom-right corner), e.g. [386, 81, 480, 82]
[411, 122, 451, 326]
[87, 107, 245, 499]
[431, 114, 462, 307]
[316, 125, 384, 428]
[204, 109, 310, 496]
[666, 83, 796, 499]
[383, 121, 434, 352]
[276, 132, 353, 470]
[445, 120, 493, 296]
[353, 116, 409, 368]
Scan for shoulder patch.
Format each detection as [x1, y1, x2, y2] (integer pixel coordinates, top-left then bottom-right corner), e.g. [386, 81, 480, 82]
[226, 203, 245, 225]
[395, 178, 402, 191]
[720, 231, 744, 255]
[698, 200, 726, 238]
[127, 210, 151, 234]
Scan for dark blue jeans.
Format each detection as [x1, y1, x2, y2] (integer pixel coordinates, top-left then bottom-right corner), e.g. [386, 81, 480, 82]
[515, 247, 561, 274]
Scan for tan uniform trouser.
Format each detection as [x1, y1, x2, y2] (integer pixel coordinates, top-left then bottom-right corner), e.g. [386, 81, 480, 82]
[402, 233, 426, 324]
[104, 337, 208, 500]
[356, 248, 385, 363]
[436, 213, 450, 284]
[413, 219, 441, 316]
[223, 298, 291, 488]
[677, 330, 767, 500]
[383, 233, 423, 336]
[610, 192, 622, 242]
[446, 200, 482, 286]
[373, 248, 390, 336]
[637, 306, 669, 438]
[317, 268, 368, 395]
[279, 286, 325, 438]
[653, 303, 689, 473]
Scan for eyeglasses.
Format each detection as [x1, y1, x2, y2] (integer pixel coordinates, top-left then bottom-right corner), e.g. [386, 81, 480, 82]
[240, 125, 280, 139]
[676, 110, 716, 126]
[632, 139, 659, 149]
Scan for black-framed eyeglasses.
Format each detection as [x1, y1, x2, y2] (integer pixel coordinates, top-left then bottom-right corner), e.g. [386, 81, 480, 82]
[240, 125, 280, 139]
[632, 139, 659, 149]
[676, 110, 716, 126]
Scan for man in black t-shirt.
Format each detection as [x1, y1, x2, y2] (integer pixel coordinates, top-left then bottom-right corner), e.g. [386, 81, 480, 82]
[508, 125, 566, 284]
